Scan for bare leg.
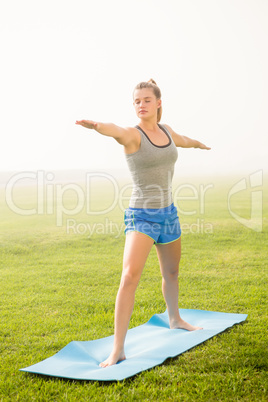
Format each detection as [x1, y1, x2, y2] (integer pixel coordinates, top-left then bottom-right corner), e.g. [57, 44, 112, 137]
[100, 232, 154, 367]
[155, 238, 202, 331]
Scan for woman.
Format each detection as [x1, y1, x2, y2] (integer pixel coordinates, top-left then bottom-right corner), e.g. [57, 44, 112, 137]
[76, 79, 210, 368]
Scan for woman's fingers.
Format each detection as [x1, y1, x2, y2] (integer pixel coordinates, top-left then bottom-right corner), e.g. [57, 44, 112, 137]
[75, 120, 96, 129]
[200, 142, 211, 150]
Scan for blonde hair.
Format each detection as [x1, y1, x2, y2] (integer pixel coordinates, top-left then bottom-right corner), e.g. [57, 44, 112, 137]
[134, 79, 162, 122]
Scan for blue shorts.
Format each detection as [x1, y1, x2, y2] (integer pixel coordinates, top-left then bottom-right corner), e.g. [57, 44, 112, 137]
[124, 203, 181, 245]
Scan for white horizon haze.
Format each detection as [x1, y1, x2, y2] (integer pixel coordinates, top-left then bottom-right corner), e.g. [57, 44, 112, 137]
[0, 0, 267, 178]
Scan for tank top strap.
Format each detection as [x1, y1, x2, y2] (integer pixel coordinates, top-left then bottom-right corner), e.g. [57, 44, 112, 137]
[158, 124, 172, 140]
[134, 125, 149, 150]
[135, 124, 172, 149]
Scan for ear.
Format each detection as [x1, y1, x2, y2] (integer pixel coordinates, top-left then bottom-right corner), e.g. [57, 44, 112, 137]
[157, 99, 162, 109]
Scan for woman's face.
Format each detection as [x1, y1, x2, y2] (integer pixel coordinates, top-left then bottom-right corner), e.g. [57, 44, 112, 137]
[133, 88, 161, 120]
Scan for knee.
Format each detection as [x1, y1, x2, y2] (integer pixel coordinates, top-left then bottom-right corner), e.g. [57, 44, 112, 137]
[120, 267, 140, 290]
[162, 265, 179, 281]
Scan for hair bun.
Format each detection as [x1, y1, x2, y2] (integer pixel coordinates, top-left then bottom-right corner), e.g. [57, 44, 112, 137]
[148, 78, 157, 85]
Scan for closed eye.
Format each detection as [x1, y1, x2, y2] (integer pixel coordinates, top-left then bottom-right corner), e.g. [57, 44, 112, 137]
[134, 97, 152, 104]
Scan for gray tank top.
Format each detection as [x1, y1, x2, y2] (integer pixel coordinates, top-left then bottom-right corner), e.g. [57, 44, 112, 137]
[125, 124, 178, 209]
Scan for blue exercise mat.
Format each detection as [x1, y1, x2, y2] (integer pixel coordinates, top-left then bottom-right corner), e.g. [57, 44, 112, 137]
[20, 309, 247, 381]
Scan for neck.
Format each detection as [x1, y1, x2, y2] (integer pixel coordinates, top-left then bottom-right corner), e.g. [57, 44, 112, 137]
[138, 119, 159, 131]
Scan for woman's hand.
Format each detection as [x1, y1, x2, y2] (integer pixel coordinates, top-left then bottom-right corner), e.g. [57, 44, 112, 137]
[75, 120, 98, 129]
[198, 142, 211, 150]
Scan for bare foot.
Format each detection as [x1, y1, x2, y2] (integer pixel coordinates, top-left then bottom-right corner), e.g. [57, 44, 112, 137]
[170, 318, 203, 331]
[99, 351, 126, 368]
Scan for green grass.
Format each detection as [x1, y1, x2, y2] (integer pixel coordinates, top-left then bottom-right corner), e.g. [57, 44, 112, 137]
[0, 173, 267, 401]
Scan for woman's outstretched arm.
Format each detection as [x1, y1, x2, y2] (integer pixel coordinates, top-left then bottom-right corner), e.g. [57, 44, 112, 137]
[75, 120, 138, 148]
[164, 124, 211, 150]
[76, 120, 126, 142]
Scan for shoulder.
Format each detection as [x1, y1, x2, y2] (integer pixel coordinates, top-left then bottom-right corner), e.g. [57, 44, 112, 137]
[161, 123, 173, 134]
[125, 126, 141, 141]
[159, 123, 175, 139]
[121, 126, 141, 153]
[160, 124, 185, 147]
[125, 126, 140, 133]
[114, 126, 139, 146]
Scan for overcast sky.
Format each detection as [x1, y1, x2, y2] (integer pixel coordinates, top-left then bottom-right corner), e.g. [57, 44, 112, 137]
[1, 0, 267, 177]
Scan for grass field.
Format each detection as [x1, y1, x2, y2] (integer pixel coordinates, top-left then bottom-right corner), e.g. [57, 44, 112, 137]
[0, 171, 267, 401]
